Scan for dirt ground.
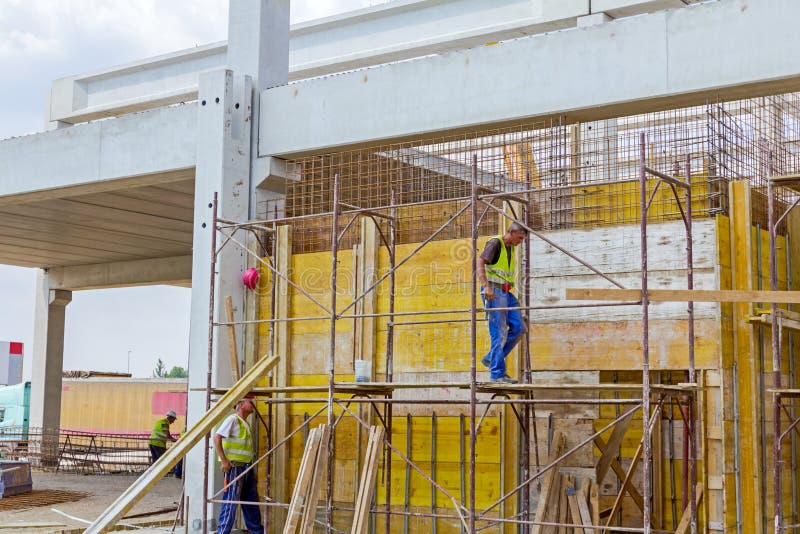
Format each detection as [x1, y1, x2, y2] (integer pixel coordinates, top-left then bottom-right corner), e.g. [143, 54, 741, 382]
[0, 470, 183, 533]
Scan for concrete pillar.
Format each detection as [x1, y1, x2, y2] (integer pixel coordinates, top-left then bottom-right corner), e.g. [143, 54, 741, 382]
[184, 2, 290, 531]
[29, 270, 72, 465]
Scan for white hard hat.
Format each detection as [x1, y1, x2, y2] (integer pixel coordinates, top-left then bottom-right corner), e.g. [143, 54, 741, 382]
[166, 410, 177, 418]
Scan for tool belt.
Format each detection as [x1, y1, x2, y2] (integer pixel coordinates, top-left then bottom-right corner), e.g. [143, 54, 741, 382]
[488, 281, 513, 292]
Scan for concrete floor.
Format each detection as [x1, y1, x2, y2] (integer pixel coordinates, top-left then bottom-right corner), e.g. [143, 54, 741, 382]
[0, 470, 183, 533]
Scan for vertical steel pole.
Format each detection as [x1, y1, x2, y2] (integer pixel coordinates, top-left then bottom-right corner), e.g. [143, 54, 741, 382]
[202, 192, 219, 533]
[768, 166, 783, 534]
[470, 154, 479, 534]
[521, 171, 532, 534]
[640, 133, 652, 534]
[686, 155, 698, 534]
[328, 173, 340, 533]
[385, 190, 397, 534]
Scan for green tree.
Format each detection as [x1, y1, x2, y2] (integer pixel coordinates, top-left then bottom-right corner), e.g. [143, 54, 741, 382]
[153, 358, 166, 378]
[165, 366, 188, 378]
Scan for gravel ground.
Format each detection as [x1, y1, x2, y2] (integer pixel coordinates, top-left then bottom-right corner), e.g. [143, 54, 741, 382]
[0, 470, 183, 533]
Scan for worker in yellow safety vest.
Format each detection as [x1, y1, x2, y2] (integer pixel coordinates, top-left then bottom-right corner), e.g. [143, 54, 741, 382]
[477, 222, 528, 384]
[148, 410, 177, 464]
[214, 397, 263, 534]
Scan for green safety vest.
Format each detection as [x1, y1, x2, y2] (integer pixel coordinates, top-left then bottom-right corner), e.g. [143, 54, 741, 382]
[485, 235, 515, 286]
[220, 415, 254, 464]
[149, 418, 171, 448]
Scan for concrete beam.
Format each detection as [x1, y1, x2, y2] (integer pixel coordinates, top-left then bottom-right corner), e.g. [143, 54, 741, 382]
[0, 104, 196, 201]
[258, 0, 800, 157]
[47, 255, 192, 290]
[46, 0, 699, 125]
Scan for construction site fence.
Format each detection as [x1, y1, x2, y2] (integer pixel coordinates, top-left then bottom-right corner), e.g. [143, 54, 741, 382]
[0, 427, 183, 475]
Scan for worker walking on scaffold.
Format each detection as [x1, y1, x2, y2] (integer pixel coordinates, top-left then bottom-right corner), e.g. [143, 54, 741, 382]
[478, 222, 528, 383]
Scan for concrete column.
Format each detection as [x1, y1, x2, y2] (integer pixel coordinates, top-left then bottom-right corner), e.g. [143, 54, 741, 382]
[29, 270, 72, 465]
[184, 3, 289, 530]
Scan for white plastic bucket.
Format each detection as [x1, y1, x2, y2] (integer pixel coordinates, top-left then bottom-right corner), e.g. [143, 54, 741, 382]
[354, 360, 371, 383]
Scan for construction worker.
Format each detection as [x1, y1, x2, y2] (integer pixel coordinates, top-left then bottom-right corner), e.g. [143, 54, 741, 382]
[148, 410, 177, 464]
[477, 222, 528, 383]
[214, 397, 263, 534]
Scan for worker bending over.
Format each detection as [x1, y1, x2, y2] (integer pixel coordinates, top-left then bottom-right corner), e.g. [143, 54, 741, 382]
[148, 410, 177, 464]
[477, 222, 528, 383]
[214, 397, 263, 534]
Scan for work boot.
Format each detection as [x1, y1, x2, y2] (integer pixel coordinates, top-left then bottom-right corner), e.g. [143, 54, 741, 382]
[481, 355, 490, 368]
[490, 376, 518, 384]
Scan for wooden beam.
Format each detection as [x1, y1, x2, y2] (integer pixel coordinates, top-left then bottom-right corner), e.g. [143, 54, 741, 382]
[595, 412, 634, 486]
[300, 425, 331, 534]
[284, 427, 323, 534]
[532, 431, 567, 534]
[603, 408, 661, 531]
[593, 435, 645, 512]
[566, 287, 800, 304]
[566, 476, 585, 534]
[728, 180, 763, 534]
[85, 353, 279, 533]
[589, 483, 599, 528]
[674, 483, 703, 534]
[352, 426, 385, 534]
[273, 225, 292, 525]
[224, 295, 241, 382]
[577, 479, 594, 534]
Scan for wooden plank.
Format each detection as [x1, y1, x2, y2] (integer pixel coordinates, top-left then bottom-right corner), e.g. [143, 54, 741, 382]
[674, 484, 703, 534]
[595, 412, 633, 485]
[284, 427, 322, 534]
[593, 435, 644, 512]
[589, 483, 599, 528]
[273, 225, 292, 526]
[577, 479, 594, 534]
[557, 474, 569, 534]
[225, 295, 241, 382]
[85, 353, 280, 533]
[603, 408, 660, 530]
[300, 425, 331, 534]
[532, 431, 567, 534]
[728, 180, 763, 534]
[566, 287, 800, 304]
[565, 476, 585, 534]
[352, 426, 384, 534]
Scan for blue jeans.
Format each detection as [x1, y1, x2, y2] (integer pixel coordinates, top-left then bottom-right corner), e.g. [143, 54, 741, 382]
[482, 288, 524, 379]
[217, 464, 263, 534]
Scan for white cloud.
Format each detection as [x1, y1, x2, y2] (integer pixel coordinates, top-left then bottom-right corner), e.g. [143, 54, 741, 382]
[0, 0, 388, 376]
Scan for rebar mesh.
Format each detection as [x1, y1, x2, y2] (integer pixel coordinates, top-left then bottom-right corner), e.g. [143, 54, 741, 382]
[259, 92, 800, 252]
[0, 427, 164, 475]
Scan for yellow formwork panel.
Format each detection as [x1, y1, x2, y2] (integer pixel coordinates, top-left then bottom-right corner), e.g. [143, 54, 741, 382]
[60, 379, 187, 435]
[574, 174, 710, 228]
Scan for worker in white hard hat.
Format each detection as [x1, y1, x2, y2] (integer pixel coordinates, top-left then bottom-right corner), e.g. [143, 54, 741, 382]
[148, 410, 178, 465]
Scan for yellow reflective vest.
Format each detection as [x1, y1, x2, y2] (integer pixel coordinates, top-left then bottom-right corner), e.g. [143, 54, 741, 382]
[485, 235, 515, 285]
[220, 415, 254, 464]
[149, 418, 171, 448]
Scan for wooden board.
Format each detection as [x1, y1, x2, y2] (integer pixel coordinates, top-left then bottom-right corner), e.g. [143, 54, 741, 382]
[566, 287, 800, 304]
[532, 431, 566, 534]
[85, 353, 279, 533]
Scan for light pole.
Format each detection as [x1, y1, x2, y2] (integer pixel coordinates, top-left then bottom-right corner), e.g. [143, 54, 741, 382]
[127, 350, 132, 375]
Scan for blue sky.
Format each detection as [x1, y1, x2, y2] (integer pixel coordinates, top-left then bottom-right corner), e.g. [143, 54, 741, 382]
[0, 0, 378, 378]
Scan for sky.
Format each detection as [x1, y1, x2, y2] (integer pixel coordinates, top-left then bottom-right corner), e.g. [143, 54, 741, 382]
[0, 0, 383, 378]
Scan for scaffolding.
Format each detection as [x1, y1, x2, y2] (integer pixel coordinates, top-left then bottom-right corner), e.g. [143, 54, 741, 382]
[194, 93, 800, 534]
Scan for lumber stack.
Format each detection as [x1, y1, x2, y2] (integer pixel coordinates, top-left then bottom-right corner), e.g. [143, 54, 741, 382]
[532, 431, 600, 533]
[351, 426, 385, 534]
[283, 424, 331, 534]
